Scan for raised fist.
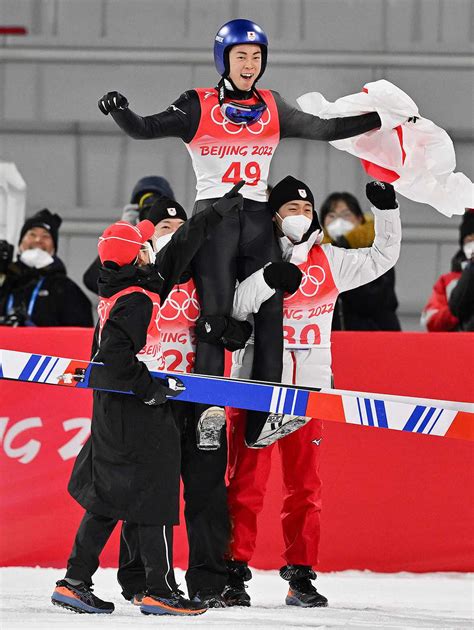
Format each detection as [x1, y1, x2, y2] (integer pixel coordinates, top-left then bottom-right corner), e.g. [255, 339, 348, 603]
[98, 91, 129, 116]
[366, 181, 397, 210]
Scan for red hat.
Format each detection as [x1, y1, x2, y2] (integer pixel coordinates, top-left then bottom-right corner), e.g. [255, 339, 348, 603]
[98, 220, 155, 266]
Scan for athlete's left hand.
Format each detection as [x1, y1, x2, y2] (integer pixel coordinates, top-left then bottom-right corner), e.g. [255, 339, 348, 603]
[366, 181, 397, 210]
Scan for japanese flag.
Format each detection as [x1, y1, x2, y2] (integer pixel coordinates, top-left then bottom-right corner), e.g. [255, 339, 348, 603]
[297, 80, 473, 217]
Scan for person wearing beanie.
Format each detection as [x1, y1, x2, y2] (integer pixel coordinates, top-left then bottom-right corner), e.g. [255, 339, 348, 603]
[0, 209, 93, 327]
[222, 177, 402, 608]
[97, 23, 388, 580]
[53, 183, 245, 617]
[319, 191, 401, 331]
[82, 176, 175, 294]
[422, 209, 474, 332]
[117, 191, 256, 609]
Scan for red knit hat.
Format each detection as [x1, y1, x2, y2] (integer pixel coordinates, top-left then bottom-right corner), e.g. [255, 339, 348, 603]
[98, 220, 155, 266]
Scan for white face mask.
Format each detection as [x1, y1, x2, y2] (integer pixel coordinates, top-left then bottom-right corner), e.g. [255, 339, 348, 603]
[142, 241, 156, 265]
[278, 214, 312, 243]
[20, 248, 54, 269]
[153, 233, 173, 254]
[326, 218, 354, 240]
[463, 242, 474, 260]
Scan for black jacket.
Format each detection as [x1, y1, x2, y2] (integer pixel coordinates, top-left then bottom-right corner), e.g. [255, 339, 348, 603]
[448, 252, 474, 331]
[0, 257, 93, 327]
[68, 202, 222, 525]
[332, 267, 401, 331]
[111, 88, 381, 145]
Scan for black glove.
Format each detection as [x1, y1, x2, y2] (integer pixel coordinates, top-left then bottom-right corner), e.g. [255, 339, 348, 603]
[0, 240, 13, 274]
[195, 315, 252, 351]
[98, 91, 129, 116]
[366, 181, 397, 210]
[263, 262, 302, 294]
[142, 376, 185, 406]
[212, 180, 245, 216]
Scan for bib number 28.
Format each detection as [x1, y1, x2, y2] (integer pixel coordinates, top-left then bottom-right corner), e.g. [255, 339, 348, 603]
[222, 162, 261, 187]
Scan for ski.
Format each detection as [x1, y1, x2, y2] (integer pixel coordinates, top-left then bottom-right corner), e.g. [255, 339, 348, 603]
[0, 348, 472, 442]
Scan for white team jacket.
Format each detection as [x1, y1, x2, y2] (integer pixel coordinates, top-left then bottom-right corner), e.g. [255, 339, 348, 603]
[232, 206, 401, 388]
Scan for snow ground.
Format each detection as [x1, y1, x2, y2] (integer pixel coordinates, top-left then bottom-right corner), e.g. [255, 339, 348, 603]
[0, 568, 472, 630]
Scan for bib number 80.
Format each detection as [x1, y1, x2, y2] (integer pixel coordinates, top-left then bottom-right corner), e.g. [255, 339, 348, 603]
[284, 324, 321, 346]
[222, 162, 261, 187]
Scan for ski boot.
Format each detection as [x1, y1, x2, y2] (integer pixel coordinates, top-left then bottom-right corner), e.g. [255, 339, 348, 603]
[223, 560, 252, 607]
[140, 591, 207, 616]
[196, 406, 226, 450]
[247, 414, 310, 448]
[191, 589, 227, 608]
[51, 579, 114, 614]
[280, 565, 328, 607]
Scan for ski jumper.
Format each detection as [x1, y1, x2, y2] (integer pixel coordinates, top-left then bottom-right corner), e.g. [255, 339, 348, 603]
[110, 87, 381, 442]
[227, 205, 401, 566]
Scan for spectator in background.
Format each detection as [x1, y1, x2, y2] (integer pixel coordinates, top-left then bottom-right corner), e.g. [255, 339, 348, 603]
[422, 209, 474, 332]
[0, 209, 93, 327]
[320, 191, 401, 331]
[83, 175, 175, 293]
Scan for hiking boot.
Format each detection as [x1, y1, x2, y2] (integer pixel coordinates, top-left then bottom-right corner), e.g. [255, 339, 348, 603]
[140, 591, 206, 616]
[280, 565, 328, 608]
[191, 589, 227, 608]
[223, 560, 251, 607]
[51, 580, 114, 614]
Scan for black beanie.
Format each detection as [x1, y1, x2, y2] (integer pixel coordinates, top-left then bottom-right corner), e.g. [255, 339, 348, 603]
[19, 208, 62, 252]
[146, 196, 188, 226]
[130, 176, 175, 205]
[459, 209, 474, 246]
[268, 176, 315, 215]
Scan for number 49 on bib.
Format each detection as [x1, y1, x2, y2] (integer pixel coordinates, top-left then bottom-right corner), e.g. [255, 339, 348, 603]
[222, 161, 261, 187]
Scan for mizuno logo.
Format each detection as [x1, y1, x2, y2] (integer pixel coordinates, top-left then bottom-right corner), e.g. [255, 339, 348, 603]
[312, 438, 322, 446]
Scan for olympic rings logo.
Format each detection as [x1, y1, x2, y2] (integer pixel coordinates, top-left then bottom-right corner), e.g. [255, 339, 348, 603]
[160, 287, 201, 322]
[285, 265, 326, 301]
[210, 104, 271, 135]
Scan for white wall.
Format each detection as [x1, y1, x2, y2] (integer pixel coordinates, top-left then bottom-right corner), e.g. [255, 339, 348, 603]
[1, 0, 473, 326]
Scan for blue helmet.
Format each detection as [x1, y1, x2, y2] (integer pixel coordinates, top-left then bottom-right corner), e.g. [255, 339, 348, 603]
[214, 19, 268, 79]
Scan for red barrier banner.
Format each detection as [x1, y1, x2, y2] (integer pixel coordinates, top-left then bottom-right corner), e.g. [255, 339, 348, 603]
[0, 328, 473, 571]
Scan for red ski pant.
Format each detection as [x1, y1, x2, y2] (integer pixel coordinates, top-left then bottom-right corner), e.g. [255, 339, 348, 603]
[227, 408, 323, 567]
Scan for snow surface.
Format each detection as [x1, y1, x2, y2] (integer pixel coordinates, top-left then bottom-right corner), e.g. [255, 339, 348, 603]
[0, 567, 472, 630]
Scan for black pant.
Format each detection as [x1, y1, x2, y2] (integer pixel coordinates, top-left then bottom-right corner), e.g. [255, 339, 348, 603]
[191, 197, 284, 443]
[118, 403, 229, 599]
[67, 511, 177, 597]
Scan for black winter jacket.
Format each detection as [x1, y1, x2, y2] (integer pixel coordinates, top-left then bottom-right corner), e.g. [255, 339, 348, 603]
[0, 257, 93, 327]
[68, 202, 222, 525]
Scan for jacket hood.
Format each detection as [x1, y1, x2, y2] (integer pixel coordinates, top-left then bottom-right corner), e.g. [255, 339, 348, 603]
[98, 263, 164, 298]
